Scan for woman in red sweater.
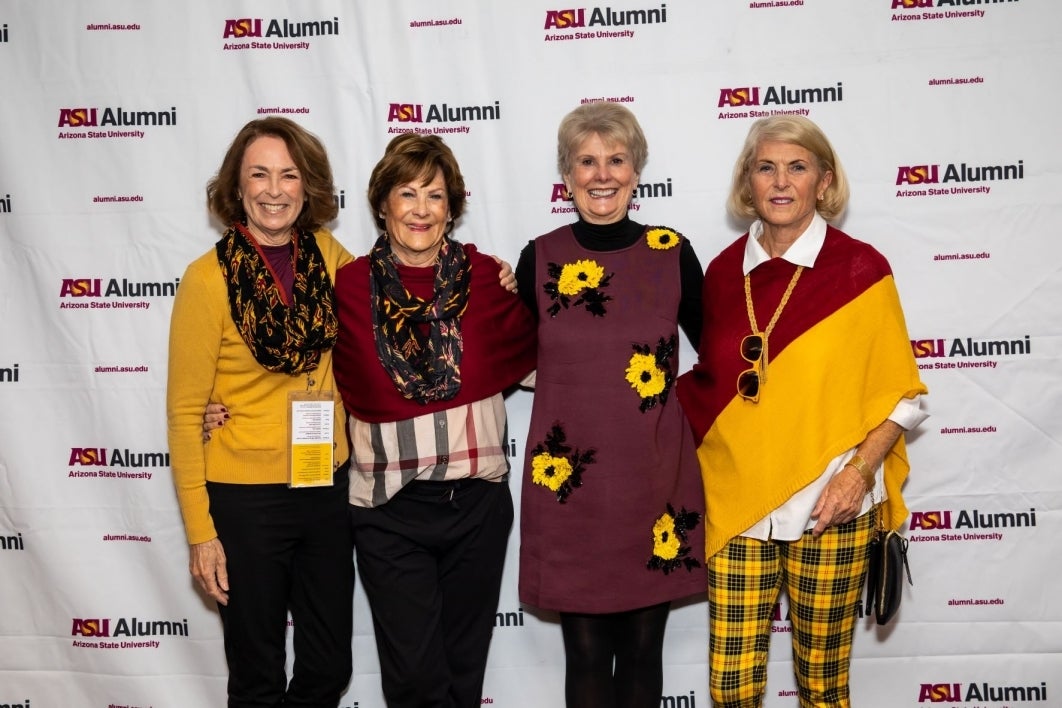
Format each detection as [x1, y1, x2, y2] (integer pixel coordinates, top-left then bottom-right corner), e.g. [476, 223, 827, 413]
[331, 134, 536, 708]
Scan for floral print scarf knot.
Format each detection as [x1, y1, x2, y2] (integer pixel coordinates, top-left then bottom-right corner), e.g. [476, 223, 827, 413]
[215, 223, 338, 375]
[369, 234, 470, 402]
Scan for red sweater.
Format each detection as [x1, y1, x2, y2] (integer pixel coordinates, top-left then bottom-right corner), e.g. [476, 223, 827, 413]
[333, 243, 537, 423]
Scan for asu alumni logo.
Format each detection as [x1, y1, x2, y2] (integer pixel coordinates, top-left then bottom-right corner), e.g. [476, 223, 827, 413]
[57, 105, 177, 140]
[71, 615, 190, 649]
[68, 445, 169, 480]
[543, 4, 667, 41]
[717, 81, 843, 120]
[222, 15, 339, 51]
[896, 158, 1023, 197]
[386, 100, 502, 136]
[911, 334, 1030, 370]
[909, 506, 1036, 535]
[917, 680, 1048, 703]
[57, 107, 177, 127]
[547, 176, 673, 215]
[58, 275, 180, 311]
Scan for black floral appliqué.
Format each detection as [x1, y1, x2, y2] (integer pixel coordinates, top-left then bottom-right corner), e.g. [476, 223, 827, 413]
[544, 259, 614, 318]
[647, 503, 701, 574]
[624, 335, 676, 412]
[529, 423, 596, 503]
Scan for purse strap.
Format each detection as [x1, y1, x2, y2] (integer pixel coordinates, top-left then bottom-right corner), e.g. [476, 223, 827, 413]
[871, 485, 914, 587]
[872, 483, 886, 535]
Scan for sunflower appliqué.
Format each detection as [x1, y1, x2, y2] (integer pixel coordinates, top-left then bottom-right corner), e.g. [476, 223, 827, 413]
[529, 423, 596, 503]
[646, 503, 702, 574]
[544, 259, 613, 318]
[624, 335, 676, 412]
[645, 227, 681, 251]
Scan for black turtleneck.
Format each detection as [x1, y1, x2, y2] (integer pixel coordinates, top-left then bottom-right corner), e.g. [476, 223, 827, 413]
[515, 217, 704, 347]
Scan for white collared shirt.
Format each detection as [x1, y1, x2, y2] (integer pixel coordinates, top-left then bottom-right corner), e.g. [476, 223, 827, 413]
[739, 213, 928, 541]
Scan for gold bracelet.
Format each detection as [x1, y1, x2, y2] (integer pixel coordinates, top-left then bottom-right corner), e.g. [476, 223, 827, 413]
[845, 454, 875, 493]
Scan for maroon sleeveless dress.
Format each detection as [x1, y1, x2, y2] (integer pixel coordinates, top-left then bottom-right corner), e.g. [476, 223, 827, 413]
[519, 224, 706, 613]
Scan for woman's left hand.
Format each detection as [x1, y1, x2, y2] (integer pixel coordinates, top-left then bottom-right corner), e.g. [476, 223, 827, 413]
[811, 420, 905, 538]
[201, 403, 229, 442]
[809, 466, 867, 538]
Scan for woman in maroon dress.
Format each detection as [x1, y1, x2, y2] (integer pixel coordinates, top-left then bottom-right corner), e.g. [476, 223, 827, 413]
[515, 102, 707, 708]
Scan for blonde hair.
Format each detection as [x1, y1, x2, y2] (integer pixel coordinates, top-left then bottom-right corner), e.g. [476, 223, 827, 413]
[726, 115, 849, 222]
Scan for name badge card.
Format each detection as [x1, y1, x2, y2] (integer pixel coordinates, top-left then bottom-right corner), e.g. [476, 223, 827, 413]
[288, 391, 334, 488]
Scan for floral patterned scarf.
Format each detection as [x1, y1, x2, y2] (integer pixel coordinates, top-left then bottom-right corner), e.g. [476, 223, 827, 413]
[368, 233, 470, 403]
[215, 223, 338, 374]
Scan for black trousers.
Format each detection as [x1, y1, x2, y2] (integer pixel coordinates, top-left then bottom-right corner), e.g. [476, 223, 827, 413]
[209, 464, 354, 708]
[351, 478, 513, 708]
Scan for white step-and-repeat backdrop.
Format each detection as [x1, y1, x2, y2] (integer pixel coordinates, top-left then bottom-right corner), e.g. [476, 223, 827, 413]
[2, 1, 1060, 706]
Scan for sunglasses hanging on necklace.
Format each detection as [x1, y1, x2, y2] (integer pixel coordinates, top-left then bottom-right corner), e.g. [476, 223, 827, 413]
[738, 265, 804, 403]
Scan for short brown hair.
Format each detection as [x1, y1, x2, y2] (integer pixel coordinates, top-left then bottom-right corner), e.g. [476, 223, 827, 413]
[366, 133, 467, 234]
[556, 102, 649, 177]
[206, 117, 338, 231]
[726, 115, 849, 222]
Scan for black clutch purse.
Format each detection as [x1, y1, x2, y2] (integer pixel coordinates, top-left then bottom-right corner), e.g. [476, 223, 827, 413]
[865, 511, 913, 625]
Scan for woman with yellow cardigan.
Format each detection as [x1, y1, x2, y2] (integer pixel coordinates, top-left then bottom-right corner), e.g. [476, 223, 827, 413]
[167, 117, 353, 707]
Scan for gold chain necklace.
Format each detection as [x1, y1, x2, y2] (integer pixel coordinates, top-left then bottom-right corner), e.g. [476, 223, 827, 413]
[743, 265, 804, 384]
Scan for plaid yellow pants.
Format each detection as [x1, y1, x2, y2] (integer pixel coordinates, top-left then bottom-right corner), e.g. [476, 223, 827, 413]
[707, 511, 873, 708]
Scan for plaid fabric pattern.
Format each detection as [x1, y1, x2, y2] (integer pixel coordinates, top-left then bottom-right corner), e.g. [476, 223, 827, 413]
[707, 512, 873, 707]
[347, 394, 510, 508]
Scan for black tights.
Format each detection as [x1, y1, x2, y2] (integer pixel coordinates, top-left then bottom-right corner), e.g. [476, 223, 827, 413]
[560, 601, 671, 708]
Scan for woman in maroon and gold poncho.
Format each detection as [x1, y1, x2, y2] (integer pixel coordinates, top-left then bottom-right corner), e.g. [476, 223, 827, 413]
[677, 116, 928, 707]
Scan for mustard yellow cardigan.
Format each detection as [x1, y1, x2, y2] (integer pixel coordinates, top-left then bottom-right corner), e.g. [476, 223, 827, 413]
[166, 229, 353, 544]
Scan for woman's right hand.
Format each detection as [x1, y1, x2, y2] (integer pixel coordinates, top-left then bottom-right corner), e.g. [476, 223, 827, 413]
[202, 403, 229, 442]
[492, 254, 518, 293]
[189, 537, 230, 605]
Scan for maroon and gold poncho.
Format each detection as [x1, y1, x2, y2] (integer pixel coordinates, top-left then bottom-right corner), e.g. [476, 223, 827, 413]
[677, 226, 927, 558]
